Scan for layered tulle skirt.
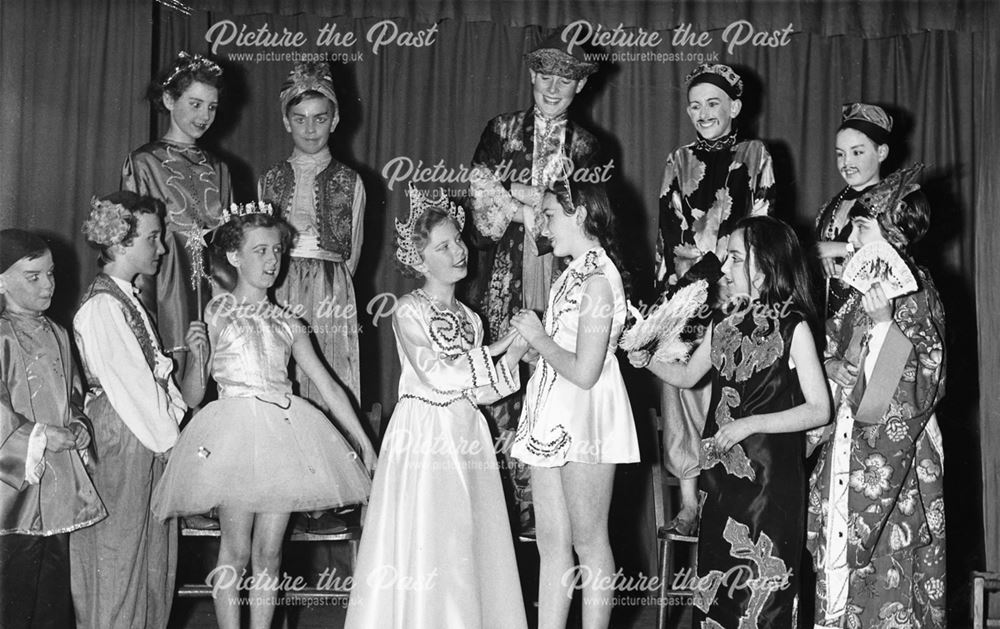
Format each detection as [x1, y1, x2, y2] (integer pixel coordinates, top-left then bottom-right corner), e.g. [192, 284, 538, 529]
[151, 395, 370, 518]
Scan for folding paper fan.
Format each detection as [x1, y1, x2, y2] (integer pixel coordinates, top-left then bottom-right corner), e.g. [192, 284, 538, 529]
[620, 280, 708, 363]
[841, 241, 917, 299]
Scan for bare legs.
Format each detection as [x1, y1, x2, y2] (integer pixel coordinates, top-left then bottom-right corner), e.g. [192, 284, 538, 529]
[212, 508, 291, 629]
[532, 462, 616, 629]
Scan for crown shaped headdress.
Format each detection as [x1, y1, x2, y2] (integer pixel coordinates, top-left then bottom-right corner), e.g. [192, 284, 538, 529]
[395, 184, 466, 268]
[162, 51, 222, 89]
[220, 201, 274, 224]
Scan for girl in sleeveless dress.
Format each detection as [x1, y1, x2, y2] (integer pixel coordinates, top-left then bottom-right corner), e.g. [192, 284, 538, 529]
[509, 181, 639, 629]
[151, 205, 375, 629]
[631, 216, 829, 627]
[345, 187, 528, 629]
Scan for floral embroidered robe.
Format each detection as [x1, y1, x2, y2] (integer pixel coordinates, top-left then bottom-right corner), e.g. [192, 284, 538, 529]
[807, 267, 946, 629]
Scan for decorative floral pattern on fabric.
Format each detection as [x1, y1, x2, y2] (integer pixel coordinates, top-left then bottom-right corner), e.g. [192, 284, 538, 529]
[701, 386, 755, 480]
[694, 517, 792, 629]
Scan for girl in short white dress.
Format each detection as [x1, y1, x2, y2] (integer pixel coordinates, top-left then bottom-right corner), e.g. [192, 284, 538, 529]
[510, 181, 640, 629]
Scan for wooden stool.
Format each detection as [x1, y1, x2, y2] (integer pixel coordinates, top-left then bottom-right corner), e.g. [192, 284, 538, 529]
[177, 520, 361, 600]
[649, 409, 698, 629]
[973, 571, 1000, 629]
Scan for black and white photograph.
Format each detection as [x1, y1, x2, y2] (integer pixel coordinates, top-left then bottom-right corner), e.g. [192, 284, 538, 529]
[1, 1, 998, 627]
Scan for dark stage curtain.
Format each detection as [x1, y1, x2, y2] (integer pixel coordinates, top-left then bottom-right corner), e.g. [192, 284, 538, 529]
[2, 0, 998, 623]
[0, 0, 154, 325]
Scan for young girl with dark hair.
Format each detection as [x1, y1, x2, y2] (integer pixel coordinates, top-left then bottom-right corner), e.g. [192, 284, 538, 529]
[631, 215, 829, 628]
[122, 51, 232, 371]
[509, 181, 639, 629]
[151, 205, 374, 629]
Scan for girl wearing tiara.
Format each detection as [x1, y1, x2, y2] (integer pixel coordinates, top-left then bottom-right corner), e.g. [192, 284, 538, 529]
[808, 165, 946, 629]
[345, 186, 528, 629]
[259, 61, 365, 412]
[632, 216, 829, 628]
[72, 192, 208, 629]
[122, 51, 232, 373]
[509, 181, 639, 629]
[151, 203, 374, 629]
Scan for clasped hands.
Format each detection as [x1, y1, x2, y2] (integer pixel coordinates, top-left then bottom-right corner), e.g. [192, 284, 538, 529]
[488, 309, 546, 363]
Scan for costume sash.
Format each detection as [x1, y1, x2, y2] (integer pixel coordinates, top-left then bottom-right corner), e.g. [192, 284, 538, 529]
[849, 323, 911, 425]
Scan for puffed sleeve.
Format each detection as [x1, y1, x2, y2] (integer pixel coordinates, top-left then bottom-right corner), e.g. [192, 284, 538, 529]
[392, 296, 520, 404]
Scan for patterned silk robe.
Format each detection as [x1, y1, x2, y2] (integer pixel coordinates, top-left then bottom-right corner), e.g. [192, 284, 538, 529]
[807, 267, 947, 628]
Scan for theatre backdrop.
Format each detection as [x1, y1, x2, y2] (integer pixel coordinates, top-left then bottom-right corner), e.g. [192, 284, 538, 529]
[1, 0, 997, 624]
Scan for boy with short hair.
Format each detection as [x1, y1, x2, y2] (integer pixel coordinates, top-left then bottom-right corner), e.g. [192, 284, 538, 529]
[0, 228, 106, 628]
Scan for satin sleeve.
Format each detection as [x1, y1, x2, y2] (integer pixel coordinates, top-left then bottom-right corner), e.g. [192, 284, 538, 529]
[0, 375, 32, 491]
[74, 294, 185, 453]
[469, 119, 519, 242]
[347, 175, 366, 276]
[393, 297, 520, 404]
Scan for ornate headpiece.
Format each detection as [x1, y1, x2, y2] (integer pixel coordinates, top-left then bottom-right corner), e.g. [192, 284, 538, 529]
[839, 102, 892, 145]
[856, 163, 923, 219]
[220, 201, 274, 224]
[82, 197, 132, 247]
[685, 64, 743, 99]
[280, 61, 339, 116]
[395, 184, 466, 268]
[525, 31, 599, 81]
[161, 51, 222, 89]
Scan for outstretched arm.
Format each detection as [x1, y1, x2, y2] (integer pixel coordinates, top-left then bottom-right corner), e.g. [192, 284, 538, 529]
[291, 322, 376, 472]
[636, 324, 714, 389]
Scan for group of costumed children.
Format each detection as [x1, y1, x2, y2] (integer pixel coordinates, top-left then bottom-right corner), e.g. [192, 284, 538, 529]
[1, 37, 946, 629]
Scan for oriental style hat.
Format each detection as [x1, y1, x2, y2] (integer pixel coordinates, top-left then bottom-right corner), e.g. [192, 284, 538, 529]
[524, 31, 599, 81]
[685, 64, 743, 99]
[839, 102, 893, 145]
[279, 61, 339, 116]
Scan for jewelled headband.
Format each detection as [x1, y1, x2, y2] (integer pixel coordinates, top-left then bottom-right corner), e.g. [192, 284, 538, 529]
[82, 197, 132, 247]
[685, 64, 743, 99]
[279, 61, 339, 115]
[395, 184, 466, 268]
[161, 51, 222, 89]
[220, 201, 274, 224]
